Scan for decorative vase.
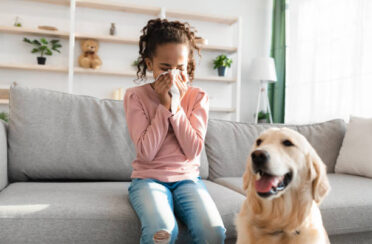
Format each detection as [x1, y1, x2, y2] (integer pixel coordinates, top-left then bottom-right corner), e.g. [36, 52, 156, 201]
[218, 66, 226, 76]
[110, 23, 116, 36]
[37, 57, 46, 65]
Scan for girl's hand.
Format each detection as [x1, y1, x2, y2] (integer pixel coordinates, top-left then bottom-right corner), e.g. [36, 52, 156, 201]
[172, 71, 189, 101]
[153, 73, 171, 110]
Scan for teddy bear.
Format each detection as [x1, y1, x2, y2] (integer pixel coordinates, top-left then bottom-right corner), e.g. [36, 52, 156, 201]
[78, 39, 102, 69]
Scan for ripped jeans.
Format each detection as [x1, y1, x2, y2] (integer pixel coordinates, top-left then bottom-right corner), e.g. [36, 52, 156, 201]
[128, 176, 226, 244]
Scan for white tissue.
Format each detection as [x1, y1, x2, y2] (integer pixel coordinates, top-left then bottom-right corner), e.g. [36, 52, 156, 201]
[154, 69, 181, 113]
[169, 69, 181, 113]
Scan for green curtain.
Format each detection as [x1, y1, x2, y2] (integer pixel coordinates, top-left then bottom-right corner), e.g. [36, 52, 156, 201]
[268, 0, 286, 123]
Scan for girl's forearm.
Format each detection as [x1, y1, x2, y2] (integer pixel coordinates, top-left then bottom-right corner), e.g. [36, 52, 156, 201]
[169, 107, 206, 160]
[134, 105, 173, 161]
[124, 90, 172, 162]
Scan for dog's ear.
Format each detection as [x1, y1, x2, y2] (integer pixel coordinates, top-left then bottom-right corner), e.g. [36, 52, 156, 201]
[307, 147, 330, 204]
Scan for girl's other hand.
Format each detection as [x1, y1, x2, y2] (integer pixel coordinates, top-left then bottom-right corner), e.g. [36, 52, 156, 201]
[173, 71, 189, 101]
[153, 73, 171, 110]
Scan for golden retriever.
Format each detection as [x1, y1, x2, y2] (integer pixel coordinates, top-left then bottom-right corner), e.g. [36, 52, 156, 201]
[236, 127, 330, 244]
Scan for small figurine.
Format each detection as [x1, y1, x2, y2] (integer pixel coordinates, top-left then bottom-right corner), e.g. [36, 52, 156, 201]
[110, 23, 116, 36]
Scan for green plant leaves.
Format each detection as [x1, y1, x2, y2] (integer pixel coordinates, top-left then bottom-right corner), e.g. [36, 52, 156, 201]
[0, 112, 9, 122]
[31, 48, 39, 53]
[23, 37, 32, 44]
[40, 38, 48, 45]
[23, 37, 62, 57]
[213, 54, 233, 69]
[32, 40, 41, 46]
[258, 111, 270, 120]
[45, 48, 52, 56]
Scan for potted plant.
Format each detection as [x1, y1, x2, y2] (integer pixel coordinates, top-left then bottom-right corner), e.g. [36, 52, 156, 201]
[14, 16, 22, 27]
[0, 112, 9, 122]
[257, 110, 270, 123]
[23, 37, 62, 65]
[213, 54, 232, 77]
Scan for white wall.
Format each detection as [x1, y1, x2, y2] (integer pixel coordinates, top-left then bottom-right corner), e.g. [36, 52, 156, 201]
[0, 0, 273, 122]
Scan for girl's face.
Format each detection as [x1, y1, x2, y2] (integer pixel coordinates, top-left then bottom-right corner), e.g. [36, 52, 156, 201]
[145, 43, 189, 80]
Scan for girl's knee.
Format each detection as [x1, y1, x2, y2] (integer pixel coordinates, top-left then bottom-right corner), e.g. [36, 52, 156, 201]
[142, 225, 179, 244]
[153, 230, 171, 244]
[212, 226, 227, 243]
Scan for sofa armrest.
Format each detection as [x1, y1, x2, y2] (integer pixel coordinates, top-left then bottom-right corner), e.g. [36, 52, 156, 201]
[0, 120, 8, 192]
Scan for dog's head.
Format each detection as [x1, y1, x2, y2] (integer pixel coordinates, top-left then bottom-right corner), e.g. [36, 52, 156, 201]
[243, 127, 330, 204]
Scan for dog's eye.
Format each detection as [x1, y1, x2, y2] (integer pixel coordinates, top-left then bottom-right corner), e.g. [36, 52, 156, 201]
[283, 140, 294, 147]
[256, 139, 262, 146]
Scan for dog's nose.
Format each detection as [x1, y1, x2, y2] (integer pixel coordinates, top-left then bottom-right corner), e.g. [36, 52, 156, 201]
[251, 149, 270, 167]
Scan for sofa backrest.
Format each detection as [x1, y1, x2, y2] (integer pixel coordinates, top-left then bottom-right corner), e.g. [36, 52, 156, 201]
[8, 84, 209, 182]
[205, 118, 346, 179]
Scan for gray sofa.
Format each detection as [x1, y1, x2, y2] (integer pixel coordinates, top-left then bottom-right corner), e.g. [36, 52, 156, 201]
[0, 83, 371, 244]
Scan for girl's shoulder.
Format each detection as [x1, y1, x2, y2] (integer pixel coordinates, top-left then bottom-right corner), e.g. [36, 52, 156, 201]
[124, 83, 150, 100]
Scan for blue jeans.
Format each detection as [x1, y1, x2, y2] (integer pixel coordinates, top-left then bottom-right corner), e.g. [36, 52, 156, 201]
[128, 176, 226, 244]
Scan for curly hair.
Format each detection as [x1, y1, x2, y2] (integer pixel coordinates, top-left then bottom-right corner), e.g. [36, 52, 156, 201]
[135, 18, 201, 83]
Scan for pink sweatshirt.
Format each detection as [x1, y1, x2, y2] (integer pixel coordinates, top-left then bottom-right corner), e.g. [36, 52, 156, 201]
[123, 83, 209, 182]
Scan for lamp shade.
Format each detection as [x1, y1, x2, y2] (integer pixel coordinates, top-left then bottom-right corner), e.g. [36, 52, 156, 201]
[248, 57, 277, 82]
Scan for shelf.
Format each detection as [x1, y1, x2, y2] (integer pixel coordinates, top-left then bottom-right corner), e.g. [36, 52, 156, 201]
[166, 10, 238, 25]
[74, 67, 135, 76]
[25, 0, 70, 6]
[195, 76, 236, 83]
[0, 63, 68, 73]
[210, 107, 236, 113]
[75, 33, 138, 44]
[76, 0, 161, 16]
[0, 99, 9, 105]
[0, 25, 69, 39]
[25, 0, 238, 25]
[198, 44, 237, 53]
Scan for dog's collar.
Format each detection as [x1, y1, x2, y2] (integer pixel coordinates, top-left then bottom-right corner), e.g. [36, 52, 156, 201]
[267, 229, 301, 236]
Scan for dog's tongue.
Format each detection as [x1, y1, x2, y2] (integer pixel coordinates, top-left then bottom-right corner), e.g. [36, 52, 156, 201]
[255, 174, 284, 193]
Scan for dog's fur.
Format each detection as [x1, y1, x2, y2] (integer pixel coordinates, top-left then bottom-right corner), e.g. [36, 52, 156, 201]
[236, 127, 330, 244]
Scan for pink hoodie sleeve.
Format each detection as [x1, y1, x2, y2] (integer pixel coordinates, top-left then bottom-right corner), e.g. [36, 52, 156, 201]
[123, 89, 172, 162]
[169, 89, 209, 160]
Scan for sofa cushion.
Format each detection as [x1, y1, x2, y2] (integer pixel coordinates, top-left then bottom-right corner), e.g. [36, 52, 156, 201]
[212, 174, 372, 236]
[212, 177, 245, 195]
[329, 231, 372, 244]
[0, 121, 8, 192]
[335, 116, 372, 178]
[0, 180, 244, 243]
[205, 118, 346, 179]
[321, 173, 372, 235]
[8, 84, 209, 182]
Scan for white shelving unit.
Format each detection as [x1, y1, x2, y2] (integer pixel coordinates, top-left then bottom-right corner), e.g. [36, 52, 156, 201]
[0, 0, 242, 120]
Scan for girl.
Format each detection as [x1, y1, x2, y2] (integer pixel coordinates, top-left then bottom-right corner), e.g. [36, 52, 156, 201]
[123, 18, 226, 244]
